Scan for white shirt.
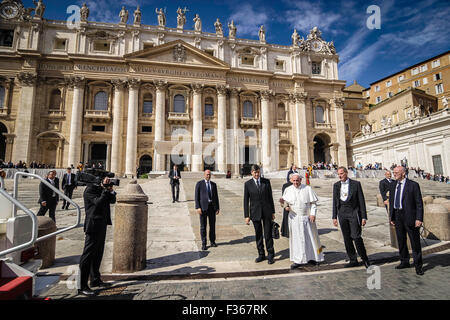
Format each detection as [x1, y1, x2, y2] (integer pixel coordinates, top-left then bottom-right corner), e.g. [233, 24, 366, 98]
[253, 178, 261, 188]
[340, 179, 349, 201]
[393, 178, 407, 209]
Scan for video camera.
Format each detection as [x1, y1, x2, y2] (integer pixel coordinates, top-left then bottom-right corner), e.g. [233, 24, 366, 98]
[76, 168, 120, 187]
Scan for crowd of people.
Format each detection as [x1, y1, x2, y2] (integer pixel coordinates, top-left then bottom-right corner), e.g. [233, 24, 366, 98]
[0, 160, 56, 169]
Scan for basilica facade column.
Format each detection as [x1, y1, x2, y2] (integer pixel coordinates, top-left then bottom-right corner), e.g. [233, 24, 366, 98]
[154, 80, 167, 171]
[12, 72, 38, 164]
[191, 84, 203, 172]
[66, 76, 85, 167]
[216, 85, 227, 173]
[110, 78, 127, 175]
[331, 97, 348, 167]
[125, 78, 140, 177]
[292, 92, 309, 167]
[260, 90, 272, 172]
[230, 88, 240, 175]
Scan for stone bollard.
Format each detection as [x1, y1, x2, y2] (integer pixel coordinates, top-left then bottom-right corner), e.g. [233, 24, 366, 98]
[112, 180, 148, 273]
[34, 216, 57, 268]
[423, 204, 450, 241]
[376, 194, 385, 207]
[441, 200, 450, 212]
[433, 197, 448, 204]
[422, 196, 433, 205]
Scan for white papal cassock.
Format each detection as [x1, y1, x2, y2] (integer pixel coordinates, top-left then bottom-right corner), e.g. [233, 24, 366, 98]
[282, 184, 324, 264]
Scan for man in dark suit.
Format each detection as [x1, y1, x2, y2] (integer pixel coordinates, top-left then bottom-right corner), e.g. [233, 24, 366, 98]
[168, 165, 181, 203]
[389, 166, 424, 275]
[37, 170, 60, 222]
[244, 164, 276, 264]
[195, 170, 220, 250]
[332, 167, 371, 268]
[78, 177, 116, 296]
[61, 167, 76, 210]
[379, 170, 393, 211]
[280, 174, 293, 238]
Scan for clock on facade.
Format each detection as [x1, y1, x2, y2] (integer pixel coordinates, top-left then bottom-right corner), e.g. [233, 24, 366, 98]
[311, 40, 323, 52]
[0, 2, 20, 19]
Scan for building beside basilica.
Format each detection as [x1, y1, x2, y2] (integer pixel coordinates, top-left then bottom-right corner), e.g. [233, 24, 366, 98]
[0, 0, 354, 176]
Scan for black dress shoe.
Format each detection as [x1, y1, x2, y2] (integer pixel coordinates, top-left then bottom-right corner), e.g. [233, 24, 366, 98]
[255, 255, 266, 263]
[267, 257, 275, 265]
[415, 267, 424, 276]
[290, 263, 301, 269]
[172, 200, 175, 203]
[363, 260, 371, 268]
[90, 280, 112, 288]
[78, 287, 97, 296]
[344, 261, 359, 268]
[210, 242, 218, 247]
[202, 245, 207, 250]
[395, 263, 411, 269]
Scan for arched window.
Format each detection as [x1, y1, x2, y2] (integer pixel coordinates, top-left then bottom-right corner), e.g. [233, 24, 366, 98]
[204, 97, 214, 117]
[49, 89, 61, 110]
[94, 91, 108, 111]
[143, 94, 153, 114]
[243, 100, 253, 118]
[277, 103, 286, 120]
[0, 86, 5, 108]
[315, 106, 325, 123]
[174, 94, 185, 113]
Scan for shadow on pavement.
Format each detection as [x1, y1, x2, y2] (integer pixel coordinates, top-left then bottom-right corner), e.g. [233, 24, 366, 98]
[217, 235, 255, 246]
[146, 251, 210, 269]
[423, 253, 450, 272]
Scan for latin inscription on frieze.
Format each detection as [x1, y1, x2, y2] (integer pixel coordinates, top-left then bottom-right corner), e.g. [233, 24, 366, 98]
[131, 64, 224, 80]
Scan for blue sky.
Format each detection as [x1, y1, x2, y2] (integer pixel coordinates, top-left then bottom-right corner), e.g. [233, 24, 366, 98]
[22, 0, 450, 88]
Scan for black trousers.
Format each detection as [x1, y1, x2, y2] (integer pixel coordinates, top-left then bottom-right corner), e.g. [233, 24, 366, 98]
[394, 210, 422, 267]
[79, 224, 107, 288]
[200, 204, 216, 245]
[338, 211, 368, 262]
[62, 186, 75, 208]
[37, 201, 57, 222]
[171, 183, 179, 201]
[252, 215, 274, 257]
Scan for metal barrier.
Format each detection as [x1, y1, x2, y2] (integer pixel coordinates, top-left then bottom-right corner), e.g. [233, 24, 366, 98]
[0, 188, 38, 257]
[12, 172, 82, 243]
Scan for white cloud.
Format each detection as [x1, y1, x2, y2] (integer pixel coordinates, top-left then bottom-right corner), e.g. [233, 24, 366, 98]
[228, 4, 269, 37]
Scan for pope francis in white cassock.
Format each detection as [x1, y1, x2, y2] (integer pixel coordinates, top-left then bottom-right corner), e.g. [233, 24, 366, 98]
[281, 173, 324, 269]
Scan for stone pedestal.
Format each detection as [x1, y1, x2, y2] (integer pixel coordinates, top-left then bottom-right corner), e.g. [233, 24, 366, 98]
[441, 200, 450, 212]
[422, 196, 433, 205]
[34, 216, 56, 269]
[112, 180, 148, 273]
[433, 198, 448, 204]
[423, 204, 450, 241]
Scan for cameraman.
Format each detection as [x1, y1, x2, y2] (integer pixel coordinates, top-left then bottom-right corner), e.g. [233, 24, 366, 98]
[78, 177, 116, 296]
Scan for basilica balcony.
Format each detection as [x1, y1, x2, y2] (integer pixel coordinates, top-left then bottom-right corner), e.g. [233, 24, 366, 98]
[167, 112, 190, 123]
[84, 110, 111, 122]
[240, 117, 261, 128]
[277, 120, 291, 127]
[315, 122, 332, 129]
[47, 110, 66, 118]
[203, 115, 216, 122]
[0, 108, 7, 117]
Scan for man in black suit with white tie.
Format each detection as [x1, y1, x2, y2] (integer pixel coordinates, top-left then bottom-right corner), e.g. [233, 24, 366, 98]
[379, 170, 393, 211]
[332, 167, 371, 268]
[62, 167, 76, 210]
[195, 170, 220, 251]
[168, 164, 181, 203]
[244, 164, 276, 264]
[389, 166, 424, 275]
[37, 170, 60, 222]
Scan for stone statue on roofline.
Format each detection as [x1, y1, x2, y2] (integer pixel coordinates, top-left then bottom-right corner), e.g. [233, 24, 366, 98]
[80, 3, 89, 22]
[228, 20, 237, 38]
[155, 8, 166, 27]
[119, 6, 129, 24]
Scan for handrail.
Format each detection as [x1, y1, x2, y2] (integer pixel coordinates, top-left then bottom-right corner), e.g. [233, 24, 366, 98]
[12, 172, 82, 243]
[0, 188, 38, 257]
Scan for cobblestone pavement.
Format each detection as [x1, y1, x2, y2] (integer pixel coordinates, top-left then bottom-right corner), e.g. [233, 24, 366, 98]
[43, 250, 450, 300]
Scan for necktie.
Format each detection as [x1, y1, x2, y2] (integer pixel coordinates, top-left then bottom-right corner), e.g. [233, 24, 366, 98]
[207, 182, 212, 200]
[68, 174, 71, 185]
[257, 179, 260, 189]
[394, 183, 401, 209]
